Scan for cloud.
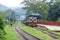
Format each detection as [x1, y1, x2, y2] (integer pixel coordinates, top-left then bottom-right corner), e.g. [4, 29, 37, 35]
[0, 0, 24, 7]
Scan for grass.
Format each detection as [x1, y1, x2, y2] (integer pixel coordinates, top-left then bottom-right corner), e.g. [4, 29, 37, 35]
[5, 25, 20, 40]
[52, 31, 60, 35]
[37, 26, 60, 40]
[20, 23, 53, 40]
[56, 0, 60, 2]
[47, 30, 60, 36]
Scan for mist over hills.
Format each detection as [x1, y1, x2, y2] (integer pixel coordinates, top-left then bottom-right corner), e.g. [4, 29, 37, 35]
[10, 7, 26, 14]
[0, 4, 26, 21]
[0, 4, 26, 14]
[0, 4, 8, 11]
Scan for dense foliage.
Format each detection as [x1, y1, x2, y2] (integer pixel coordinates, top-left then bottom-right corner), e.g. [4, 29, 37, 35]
[0, 9, 16, 40]
[22, 0, 50, 21]
[47, 2, 60, 21]
[0, 13, 6, 40]
[22, 0, 60, 21]
[5, 9, 16, 24]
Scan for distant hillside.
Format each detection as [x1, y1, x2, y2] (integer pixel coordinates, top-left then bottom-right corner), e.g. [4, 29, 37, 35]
[0, 4, 8, 11]
[11, 7, 26, 14]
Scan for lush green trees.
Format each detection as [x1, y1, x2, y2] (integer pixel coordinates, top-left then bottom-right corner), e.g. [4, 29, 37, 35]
[5, 9, 16, 24]
[47, 2, 60, 21]
[0, 12, 6, 40]
[22, 0, 60, 21]
[22, 0, 49, 21]
[0, 8, 17, 40]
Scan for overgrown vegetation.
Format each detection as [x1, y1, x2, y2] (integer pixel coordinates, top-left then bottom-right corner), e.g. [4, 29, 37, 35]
[47, 2, 60, 21]
[22, 0, 60, 22]
[0, 13, 6, 40]
[47, 30, 60, 36]
[0, 9, 17, 40]
[5, 25, 20, 40]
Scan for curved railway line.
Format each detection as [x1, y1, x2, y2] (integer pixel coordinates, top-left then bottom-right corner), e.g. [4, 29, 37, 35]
[15, 26, 41, 40]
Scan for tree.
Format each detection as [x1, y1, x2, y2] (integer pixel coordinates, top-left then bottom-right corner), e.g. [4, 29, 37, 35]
[5, 9, 16, 24]
[22, 0, 49, 21]
[9, 10, 16, 24]
[47, 2, 60, 21]
[0, 12, 6, 40]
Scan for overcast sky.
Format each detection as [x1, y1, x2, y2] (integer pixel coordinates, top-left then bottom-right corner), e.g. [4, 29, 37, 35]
[0, 0, 24, 7]
[0, 0, 51, 8]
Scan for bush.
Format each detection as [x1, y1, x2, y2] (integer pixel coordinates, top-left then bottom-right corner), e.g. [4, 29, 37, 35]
[0, 19, 6, 40]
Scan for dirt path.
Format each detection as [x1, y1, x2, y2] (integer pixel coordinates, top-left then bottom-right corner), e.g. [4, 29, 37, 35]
[37, 24, 60, 31]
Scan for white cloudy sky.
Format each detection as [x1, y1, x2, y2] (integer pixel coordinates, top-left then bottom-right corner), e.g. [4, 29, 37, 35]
[0, 0, 24, 7]
[0, 0, 51, 7]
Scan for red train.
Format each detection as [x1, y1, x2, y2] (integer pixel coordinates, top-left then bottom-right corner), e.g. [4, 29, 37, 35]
[26, 14, 41, 27]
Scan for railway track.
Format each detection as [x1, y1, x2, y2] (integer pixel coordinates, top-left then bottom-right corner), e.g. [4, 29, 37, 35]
[34, 26, 60, 39]
[15, 26, 41, 40]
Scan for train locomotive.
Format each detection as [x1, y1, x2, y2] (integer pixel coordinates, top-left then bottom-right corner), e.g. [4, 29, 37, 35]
[25, 14, 41, 27]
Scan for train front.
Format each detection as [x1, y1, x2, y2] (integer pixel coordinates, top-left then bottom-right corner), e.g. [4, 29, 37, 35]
[26, 14, 41, 27]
